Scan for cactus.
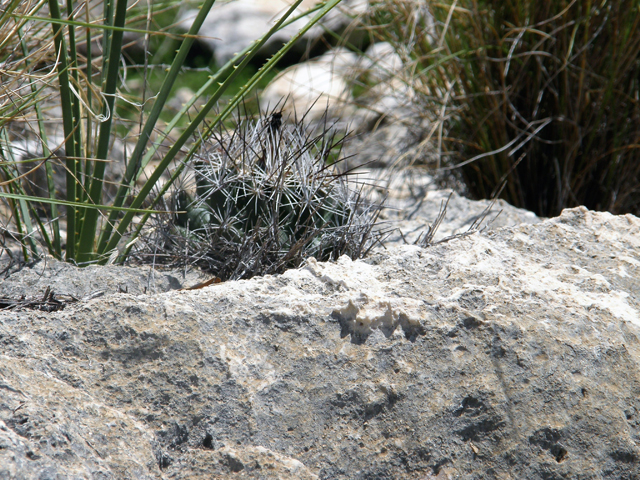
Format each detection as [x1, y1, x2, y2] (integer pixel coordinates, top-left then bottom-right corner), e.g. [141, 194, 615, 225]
[137, 111, 381, 281]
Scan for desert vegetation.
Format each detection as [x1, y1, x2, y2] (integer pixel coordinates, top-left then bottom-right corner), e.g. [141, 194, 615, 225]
[133, 110, 380, 280]
[0, 0, 354, 274]
[2, 0, 639, 278]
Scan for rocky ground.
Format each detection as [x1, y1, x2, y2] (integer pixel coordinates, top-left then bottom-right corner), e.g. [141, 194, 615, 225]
[1, 206, 639, 479]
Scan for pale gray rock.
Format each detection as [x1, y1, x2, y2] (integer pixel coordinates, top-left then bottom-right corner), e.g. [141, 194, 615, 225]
[341, 69, 434, 170]
[359, 42, 404, 83]
[0, 256, 212, 298]
[261, 47, 359, 122]
[341, 119, 424, 169]
[363, 168, 542, 244]
[1, 207, 639, 479]
[179, 0, 368, 65]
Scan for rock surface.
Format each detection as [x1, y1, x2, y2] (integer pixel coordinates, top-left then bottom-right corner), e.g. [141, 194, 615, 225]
[0, 257, 212, 299]
[370, 169, 542, 244]
[1, 207, 640, 479]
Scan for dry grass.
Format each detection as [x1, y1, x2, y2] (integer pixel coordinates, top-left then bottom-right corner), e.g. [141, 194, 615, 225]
[365, 0, 640, 217]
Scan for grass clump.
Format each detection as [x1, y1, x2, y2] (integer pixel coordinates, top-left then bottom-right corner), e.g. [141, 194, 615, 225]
[133, 110, 381, 281]
[366, 0, 640, 217]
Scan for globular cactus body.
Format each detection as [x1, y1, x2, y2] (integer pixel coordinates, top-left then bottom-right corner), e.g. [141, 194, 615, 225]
[142, 112, 379, 281]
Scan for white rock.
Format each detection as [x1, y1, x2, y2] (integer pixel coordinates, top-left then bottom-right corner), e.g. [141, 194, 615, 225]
[3, 207, 640, 478]
[360, 42, 404, 82]
[179, 0, 368, 65]
[260, 48, 359, 121]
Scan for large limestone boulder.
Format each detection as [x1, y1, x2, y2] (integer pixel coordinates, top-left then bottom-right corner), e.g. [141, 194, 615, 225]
[1, 207, 639, 478]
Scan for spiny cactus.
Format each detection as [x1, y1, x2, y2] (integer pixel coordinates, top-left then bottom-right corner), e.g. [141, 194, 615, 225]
[135, 111, 381, 280]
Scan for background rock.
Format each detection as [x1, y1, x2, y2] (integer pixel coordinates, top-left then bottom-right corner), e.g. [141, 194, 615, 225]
[359, 42, 404, 83]
[1, 207, 639, 478]
[366, 167, 542, 244]
[261, 48, 359, 122]
[258, 41, 435, 170]
[179, 0, 369, 66]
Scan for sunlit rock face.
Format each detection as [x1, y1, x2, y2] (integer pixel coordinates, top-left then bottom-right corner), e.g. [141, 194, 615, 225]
[1, 207, 640, 479]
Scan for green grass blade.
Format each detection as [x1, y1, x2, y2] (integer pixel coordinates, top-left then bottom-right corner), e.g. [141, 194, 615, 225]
[3, 186, 33, 262]
[0, 191, 172, 214]
[0, 88, 49, 131]
[65, 0, 84, 200]
[75, 0, 129, 262]
[18, 24, 62, 257]
[13, 14, 198, 38]
[96, 0, 219, 253]
[84, 1, 93, 200]
[0, 0, 23, 46]
[47, 0, 78, 259]
[132, 1, 331, 177]
[102, 0, 114, 84]
[207, 0, 345, 126]
[98, 0, 314, 258]
[0, 133, 39, 260]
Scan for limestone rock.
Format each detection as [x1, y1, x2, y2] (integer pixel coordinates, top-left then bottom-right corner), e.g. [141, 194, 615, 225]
[359, 42, 404, 83]
[0, 257, 212, 298]
[1, 207, 639, 479]
[372, 170, 542, 244]
[260, 48, 359, 122]
[179, 0, 368, 65]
